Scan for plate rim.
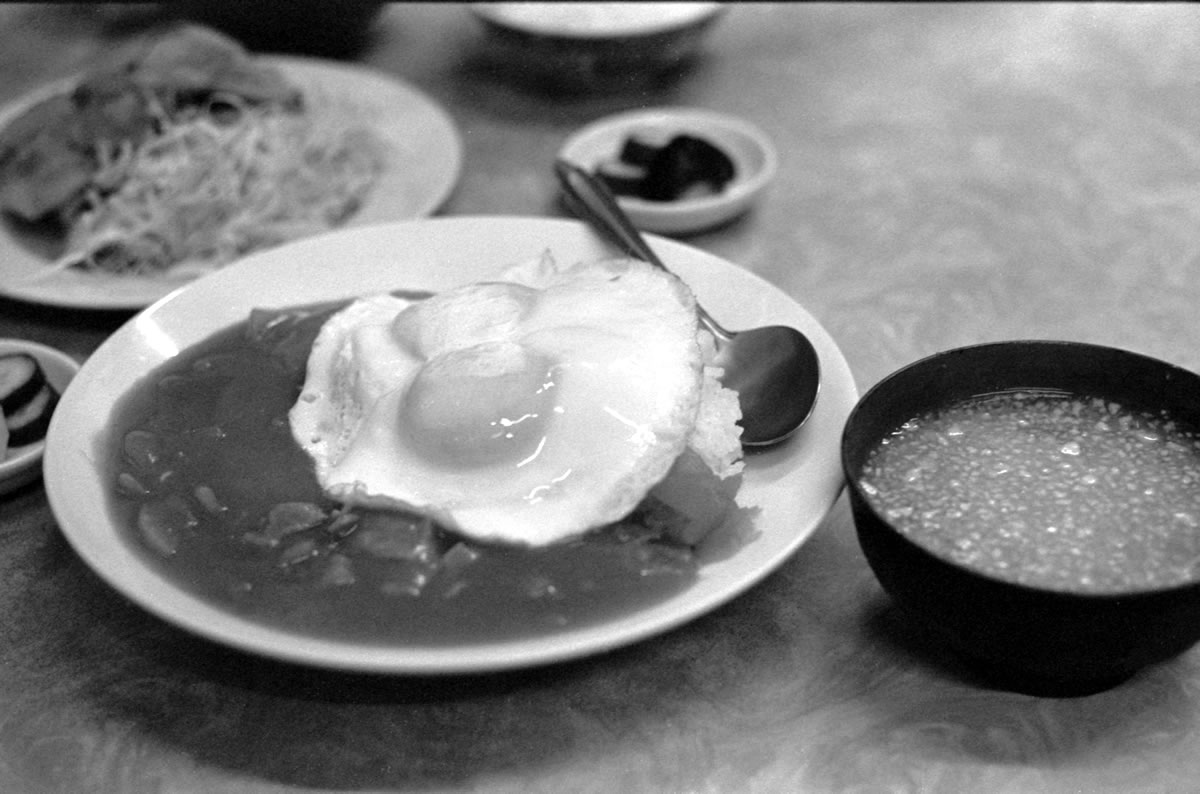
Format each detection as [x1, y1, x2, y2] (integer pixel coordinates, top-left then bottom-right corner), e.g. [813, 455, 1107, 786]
[0, 55, 463, 311]
[43, 215, 856, 674]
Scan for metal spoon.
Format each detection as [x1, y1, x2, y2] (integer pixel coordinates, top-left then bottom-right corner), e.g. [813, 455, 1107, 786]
[554, 158, 821, 447]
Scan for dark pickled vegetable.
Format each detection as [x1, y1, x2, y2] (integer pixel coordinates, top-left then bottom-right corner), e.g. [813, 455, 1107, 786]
[639, 135, 736, 201]
[595, 132, 737, 203]
[0, 352, 59, 448]
[0, 353, 47, 413]
[4, 383, 58, 447]
[595, 159, 646, 195]
[617, 132, 668, 167]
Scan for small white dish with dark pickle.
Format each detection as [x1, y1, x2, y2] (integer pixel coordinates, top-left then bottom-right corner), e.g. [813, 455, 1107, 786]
[559, 107, 777, 235]
[842, 340, 1200, 696]
[0, 339, 78, 496]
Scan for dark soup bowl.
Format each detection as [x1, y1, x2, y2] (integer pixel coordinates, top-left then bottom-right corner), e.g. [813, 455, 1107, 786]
[841, 340, 1200, 696]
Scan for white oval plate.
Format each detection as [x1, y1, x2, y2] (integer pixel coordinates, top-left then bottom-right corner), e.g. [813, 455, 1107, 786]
[559, 107, 778, 235]
[0, 56, 463, 310]
[44, 217, 856, 674]
[0, 339, 79, 497]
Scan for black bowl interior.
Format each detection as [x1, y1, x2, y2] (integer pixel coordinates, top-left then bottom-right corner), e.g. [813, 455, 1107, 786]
[841, 340, 1200, 696]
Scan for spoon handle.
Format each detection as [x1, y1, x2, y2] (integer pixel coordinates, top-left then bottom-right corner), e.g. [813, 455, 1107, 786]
[554, 159, 663, 265]
[554, 159, 730, 340]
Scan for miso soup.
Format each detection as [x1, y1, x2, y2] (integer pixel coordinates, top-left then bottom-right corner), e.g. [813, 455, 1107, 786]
[858, 391, 1200, 592]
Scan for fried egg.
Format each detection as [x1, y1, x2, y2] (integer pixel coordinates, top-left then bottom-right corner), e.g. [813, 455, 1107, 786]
[289, 253, 738, 547]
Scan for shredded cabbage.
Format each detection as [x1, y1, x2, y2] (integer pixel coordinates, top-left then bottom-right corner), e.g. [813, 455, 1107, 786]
[49, 99, 384, 277]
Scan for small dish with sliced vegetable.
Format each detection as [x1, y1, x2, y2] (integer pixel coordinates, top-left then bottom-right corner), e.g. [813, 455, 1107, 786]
[0, 339, 79, 496]
[558, 107, 777, 235]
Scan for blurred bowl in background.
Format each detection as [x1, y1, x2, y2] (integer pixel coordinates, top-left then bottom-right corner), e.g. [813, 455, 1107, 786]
[841, 340, 1200, 696]
[173, 0, 385, 57]
[559, 106, 776, 235]
[470, 2, 726, 93]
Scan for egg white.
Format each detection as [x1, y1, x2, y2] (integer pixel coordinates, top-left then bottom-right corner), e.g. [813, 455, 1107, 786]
[289, 254, 708, 546]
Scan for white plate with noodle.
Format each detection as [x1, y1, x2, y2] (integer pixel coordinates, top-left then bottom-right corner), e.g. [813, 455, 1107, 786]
[0, 56, 463, 311]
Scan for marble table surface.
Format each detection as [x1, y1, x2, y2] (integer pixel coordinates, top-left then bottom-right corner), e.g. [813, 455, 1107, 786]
[3, 3, 1200, 792]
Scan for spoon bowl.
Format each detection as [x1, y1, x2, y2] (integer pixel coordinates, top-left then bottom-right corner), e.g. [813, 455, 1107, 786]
[555, 159, 820, 447]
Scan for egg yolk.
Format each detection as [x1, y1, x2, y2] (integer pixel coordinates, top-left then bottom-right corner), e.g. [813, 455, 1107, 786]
[399, 341, 558, 468]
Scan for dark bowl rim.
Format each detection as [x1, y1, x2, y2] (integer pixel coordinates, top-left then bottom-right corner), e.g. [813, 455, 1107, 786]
[840, 338, 1200, 601]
